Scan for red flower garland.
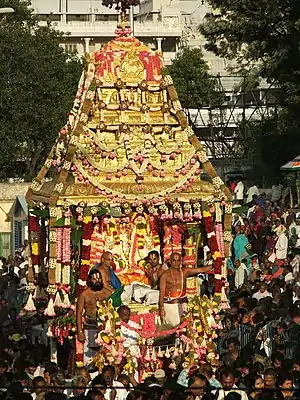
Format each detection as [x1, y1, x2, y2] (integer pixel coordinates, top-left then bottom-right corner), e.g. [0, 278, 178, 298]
[121, 317, 188, 339]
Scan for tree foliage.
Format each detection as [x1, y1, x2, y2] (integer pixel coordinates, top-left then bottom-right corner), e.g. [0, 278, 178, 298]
[246, 109, 300, 183]
[199, 0, 300, 102]
[0, 0, 82, 180]
[168, 47, 224, 108]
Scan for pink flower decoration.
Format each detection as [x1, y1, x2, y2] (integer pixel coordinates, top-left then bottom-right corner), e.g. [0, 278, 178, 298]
[148, 164, 153, 171]
[106, 173, 112, 180]
[169, 153, 176, 160]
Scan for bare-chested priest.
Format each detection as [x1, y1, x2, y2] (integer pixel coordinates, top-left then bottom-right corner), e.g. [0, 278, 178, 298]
[159, 252, 212, 327]
[94, 251, 122, 294]
[76, 269, 111, 363]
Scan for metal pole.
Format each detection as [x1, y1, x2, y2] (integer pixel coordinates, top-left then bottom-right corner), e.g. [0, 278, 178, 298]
[129, 6, 134, 35]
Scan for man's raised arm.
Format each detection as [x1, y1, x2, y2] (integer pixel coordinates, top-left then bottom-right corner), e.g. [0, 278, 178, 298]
[185, 265, 213, 277]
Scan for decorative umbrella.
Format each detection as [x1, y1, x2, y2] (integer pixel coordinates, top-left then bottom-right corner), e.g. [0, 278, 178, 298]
[281, 155, 300, 206]
[280, 155, 300, 171]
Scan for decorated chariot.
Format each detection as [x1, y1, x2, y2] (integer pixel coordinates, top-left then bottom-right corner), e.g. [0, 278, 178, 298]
[24, 3, 232, 375]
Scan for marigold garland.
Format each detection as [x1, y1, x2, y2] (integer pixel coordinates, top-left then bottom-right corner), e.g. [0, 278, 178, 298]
[29, 215, 40, 274]
[202, 206, 223, 295]
[77, 216, 93, 294]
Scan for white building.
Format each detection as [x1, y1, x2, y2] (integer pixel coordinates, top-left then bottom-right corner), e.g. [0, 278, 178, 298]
[30, 0, 227, 71]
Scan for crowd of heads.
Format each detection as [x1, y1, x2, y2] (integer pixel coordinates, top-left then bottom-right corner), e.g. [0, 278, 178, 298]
[2, 183, 300, 399]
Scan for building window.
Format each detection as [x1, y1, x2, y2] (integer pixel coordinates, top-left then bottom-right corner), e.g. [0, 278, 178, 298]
[65, 44, 77, 53]
[37, 14, 61, 22]
[66, 14, 89, 22]
[95, 14, 118, 21]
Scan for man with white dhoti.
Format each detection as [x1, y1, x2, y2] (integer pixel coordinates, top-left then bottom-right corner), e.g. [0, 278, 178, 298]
[159, 253, 213, 327]
[76, 270, 112, 364]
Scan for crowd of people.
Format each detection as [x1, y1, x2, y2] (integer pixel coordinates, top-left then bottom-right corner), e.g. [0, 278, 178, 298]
[2, 181, 300, 399]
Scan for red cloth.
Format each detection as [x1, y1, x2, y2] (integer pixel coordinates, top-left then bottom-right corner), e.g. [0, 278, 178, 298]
[230, 182, 237, 192]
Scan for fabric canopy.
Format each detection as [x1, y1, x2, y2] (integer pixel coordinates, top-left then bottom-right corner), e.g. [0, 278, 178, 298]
[281, 155, 300, 171]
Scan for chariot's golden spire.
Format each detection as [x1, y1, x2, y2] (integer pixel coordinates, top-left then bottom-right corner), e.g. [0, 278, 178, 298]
[26, 6, 231, 208]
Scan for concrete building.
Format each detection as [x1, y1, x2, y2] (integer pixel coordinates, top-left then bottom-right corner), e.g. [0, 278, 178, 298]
[30, 0, 227, 71]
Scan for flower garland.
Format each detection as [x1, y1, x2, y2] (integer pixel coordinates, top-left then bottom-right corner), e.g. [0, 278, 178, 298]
[90, 224, 105, 267]
[55, 227, 63, 284]
[215, 223, 225, 258]
[77, 215, 93, 293]
[48, 309, 76, 345]
[149, 215, 160, 248]
[62, 215, 71, 285]
[202, 207, 223, 296]
[29, 215, 40, 275]
[120, 319, 188, 339]
[163, 224, 183, 260]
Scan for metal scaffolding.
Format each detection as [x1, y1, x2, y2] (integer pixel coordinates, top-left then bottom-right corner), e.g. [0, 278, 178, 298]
[184, 75, 281, 161]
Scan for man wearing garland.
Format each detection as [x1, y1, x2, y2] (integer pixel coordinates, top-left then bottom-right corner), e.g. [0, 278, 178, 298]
[76, 269, 112, 363]
[159, 253, 213, 327]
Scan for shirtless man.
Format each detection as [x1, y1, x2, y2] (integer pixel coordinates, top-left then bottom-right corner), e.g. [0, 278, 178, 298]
[94, 251, 121, 294]
[145, 250, 168, 289]
[159, 252, 213, 327]
[76, 269, 111, 362]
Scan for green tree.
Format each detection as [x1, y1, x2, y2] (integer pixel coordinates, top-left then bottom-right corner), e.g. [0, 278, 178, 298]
[0, 0, 82, 180]
[199, 0, 300, 102]
[246, 109, 300, 184]
[168, 47, 224, 108]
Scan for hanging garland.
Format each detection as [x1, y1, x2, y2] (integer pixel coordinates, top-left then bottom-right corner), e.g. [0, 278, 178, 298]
[149, 215, 160, 248]
[55, 227, 63, 285]
[62, 214, 71, 285]
[29, 215, 40, 275]
[120, 319, 188, 339]
[77, 215, 93, 293]
[202, 206, 224, 296]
